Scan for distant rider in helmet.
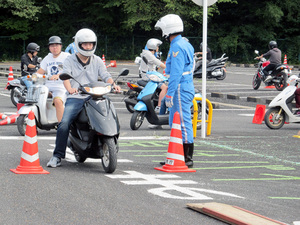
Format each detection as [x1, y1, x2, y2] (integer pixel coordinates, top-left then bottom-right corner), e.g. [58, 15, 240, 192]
[140, 38, 167, 115]
[194, 42, 212, 71]
[155, 14, 195, 167]
[256, 41, 282, 83]
[36, 36, 70, 122]
[20, 42, 40, 88]
[47, 28, 121, 168]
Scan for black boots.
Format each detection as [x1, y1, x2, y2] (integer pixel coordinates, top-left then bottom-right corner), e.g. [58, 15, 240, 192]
[160, 143, 194, 167]
[183, 143, 194, 167]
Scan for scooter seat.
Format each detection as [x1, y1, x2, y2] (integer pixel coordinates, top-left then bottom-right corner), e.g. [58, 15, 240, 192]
[137, 80, 148, 87]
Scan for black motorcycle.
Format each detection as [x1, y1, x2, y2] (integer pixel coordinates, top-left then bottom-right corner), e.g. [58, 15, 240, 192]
[193, 53, 228, 80]
[59, 68, 129, 173]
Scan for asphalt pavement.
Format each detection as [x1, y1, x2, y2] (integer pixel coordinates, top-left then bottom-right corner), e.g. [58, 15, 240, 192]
[0, 64, 299, 224]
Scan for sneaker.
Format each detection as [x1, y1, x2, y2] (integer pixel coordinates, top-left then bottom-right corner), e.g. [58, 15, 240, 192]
[264, 75, 272, 82]
[160, 161, 165, 165]
[185, 160, 194, 168]
[294, 110, 300, 116]
[148, 124, 162, 129]
[154, 106, 161, 113]
[47, 156, 61, 168]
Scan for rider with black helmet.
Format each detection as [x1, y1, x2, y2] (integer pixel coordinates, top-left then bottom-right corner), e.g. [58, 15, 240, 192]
[256, 40, 282, 82]
[20, 42, 40, 88]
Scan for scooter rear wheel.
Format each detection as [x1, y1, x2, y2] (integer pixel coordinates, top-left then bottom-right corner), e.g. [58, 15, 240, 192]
[216, 69, 226, 80]
[130, 111, 145, 130]
[264, 107, 285, 129]
[274, 72, 287, 91]
[101, 137, 117, 173]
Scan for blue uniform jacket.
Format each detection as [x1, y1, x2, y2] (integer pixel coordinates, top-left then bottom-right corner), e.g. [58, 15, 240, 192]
[165, 35, 194, 97]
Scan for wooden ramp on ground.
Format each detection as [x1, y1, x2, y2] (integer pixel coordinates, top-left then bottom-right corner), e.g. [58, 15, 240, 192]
[186, 202, 287, 225]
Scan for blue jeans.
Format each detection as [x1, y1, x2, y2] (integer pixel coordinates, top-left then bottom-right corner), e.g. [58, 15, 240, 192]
[21, 76, 32, 89]
[53, 97, 87, 158]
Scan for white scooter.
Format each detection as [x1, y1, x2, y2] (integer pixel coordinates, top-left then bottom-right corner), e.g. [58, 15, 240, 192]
[264, 74, 300, 129]
[17, 74, 59, 136]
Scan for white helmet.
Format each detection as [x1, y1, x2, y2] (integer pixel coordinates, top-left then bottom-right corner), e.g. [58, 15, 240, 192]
[75, 28, 97, 57]
[155, 14, 183, 39]
[146, 38, 162, 51]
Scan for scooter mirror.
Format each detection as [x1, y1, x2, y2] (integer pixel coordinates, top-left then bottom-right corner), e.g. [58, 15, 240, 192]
[37, 57, 42, 63]
[119, 68, 129, 76]
[59, 73, 72, 80]
[254, 50, 259, 55]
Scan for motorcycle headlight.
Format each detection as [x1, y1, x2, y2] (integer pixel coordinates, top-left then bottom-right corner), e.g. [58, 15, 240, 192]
[84, 85, 111, 95]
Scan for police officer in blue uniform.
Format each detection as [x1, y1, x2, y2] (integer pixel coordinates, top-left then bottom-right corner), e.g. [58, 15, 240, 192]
[155, 14, 195, 167]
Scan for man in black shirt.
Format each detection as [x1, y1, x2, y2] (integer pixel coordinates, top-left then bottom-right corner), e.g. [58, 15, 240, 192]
[20, 42, 40, 88]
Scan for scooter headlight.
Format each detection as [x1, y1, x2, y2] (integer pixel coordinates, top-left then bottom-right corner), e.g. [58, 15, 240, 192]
[84, 85, 111, 95]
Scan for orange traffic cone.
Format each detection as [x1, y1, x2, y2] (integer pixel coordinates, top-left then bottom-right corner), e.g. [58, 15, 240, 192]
[0, 113, 7, 120]
[110, 60, 117, 67]
[155, 111, 196, 173]
[252, 104, 266, 124]
[10, 111, 49, 174]
[284, 54, 287, 65]
[5, 66, 14, 90]
[102, 54, 106, 66]
[0, 113, 19, 125]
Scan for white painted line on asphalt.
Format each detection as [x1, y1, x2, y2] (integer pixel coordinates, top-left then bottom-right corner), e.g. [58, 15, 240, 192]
[0, 136, 170, 140]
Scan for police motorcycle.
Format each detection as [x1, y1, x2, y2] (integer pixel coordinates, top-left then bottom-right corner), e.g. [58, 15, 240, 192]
[264, 74, 300, 129]
[59, 68, 129, 173]
[7, 58, 42, 107]
[130, 71, 206, 130]
[193, 53, 228, 80]
[252, 50, 291, 91]
[17, 72, 58, 136]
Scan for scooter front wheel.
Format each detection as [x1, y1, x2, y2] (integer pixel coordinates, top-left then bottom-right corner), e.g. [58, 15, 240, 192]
[17, 114, 29, 136]
[264, 107, 285, 129]
[252, 73, 261, 90]
[10, 87, 24, 107]
[130, 111, 145, 130]
[101, 137, 117, 173]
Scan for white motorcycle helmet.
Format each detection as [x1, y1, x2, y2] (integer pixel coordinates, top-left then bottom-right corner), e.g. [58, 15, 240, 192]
[75, 28, 97, 57]
[146, 38, 162, 51]
[154, 14, 184, 39]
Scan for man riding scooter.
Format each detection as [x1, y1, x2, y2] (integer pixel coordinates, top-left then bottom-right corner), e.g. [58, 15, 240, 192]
[36, 36, 70, 122]
[47, 28, 121, 168]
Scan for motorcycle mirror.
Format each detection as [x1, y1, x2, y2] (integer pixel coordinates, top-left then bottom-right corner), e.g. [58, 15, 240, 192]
[254, 50, 259, 55]
[59, 73, 72, 80]
[119, 68, 129, 76]
[37, 57, 42, 63]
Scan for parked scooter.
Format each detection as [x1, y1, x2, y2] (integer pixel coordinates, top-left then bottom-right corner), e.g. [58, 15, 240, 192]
[17, 73, 58, 136]
[193, 53, 228, 80]
[252, 50, 291, 91]
[60, 68, 129, 173]
[7, 57, 42, 107]
[130, 71, 206, 130]
[123, 80, 145, 113]
[264, 74, 300, 129]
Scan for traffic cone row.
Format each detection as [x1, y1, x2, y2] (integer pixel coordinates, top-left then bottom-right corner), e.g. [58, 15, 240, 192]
[155, 111, 196, 173]
[5, 66, 14, 90]
[102, 54, 117, 68]
[10, 110, 49, 174]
